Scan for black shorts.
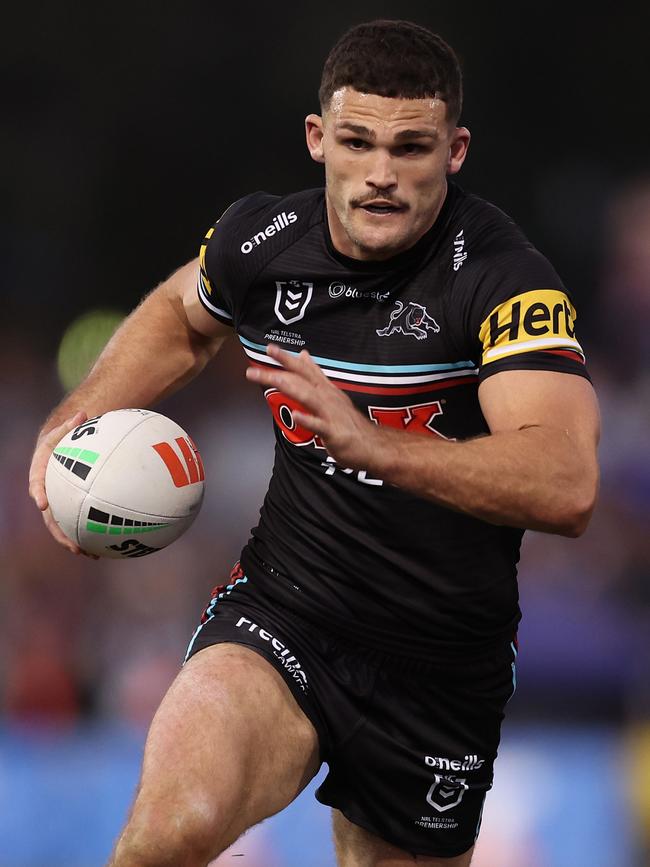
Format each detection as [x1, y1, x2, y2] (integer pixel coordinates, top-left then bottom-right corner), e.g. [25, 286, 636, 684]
[184, 562, 517, 859]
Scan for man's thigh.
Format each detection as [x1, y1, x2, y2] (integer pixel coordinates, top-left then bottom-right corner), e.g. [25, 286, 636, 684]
[121, 642, 320, 856]
[332, 811, 474, 867]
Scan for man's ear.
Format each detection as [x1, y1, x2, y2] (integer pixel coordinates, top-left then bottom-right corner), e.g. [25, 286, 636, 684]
[305, 114, 325, 164]
[447, 127, 471, 175]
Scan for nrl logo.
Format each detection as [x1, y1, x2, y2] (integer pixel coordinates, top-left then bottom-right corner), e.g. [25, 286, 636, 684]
[275, 280, 313, 325]
[426, 774, 469, 812]
[376, 300, 440, 340]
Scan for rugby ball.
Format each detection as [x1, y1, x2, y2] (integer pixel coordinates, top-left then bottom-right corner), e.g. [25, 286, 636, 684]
[45, 409, 205, 558]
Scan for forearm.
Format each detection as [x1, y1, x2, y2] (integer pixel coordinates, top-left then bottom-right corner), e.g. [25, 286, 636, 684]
[40, 273, 222, 435]
[363, 424, 597, 536]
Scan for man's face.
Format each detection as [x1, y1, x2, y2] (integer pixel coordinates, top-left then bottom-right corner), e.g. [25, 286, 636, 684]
[306, 88, 470, 261]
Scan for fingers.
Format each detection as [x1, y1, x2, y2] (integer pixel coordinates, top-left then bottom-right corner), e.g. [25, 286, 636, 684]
[266, 344, 326, 384]
[291, 409, 322, 433]
[42, 507, 83, 555]
[246, 345, 329, 397]
[29, 411, 89, 510]
[42, 508, 99, 559]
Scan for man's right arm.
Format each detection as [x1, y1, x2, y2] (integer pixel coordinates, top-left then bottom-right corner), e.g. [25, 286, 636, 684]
[29, 257, 233, 553]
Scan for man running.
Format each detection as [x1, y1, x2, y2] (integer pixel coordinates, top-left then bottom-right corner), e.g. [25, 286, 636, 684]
[29, 19, 600, 866]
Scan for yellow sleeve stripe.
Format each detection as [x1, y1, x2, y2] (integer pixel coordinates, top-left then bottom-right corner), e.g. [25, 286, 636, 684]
[483, 336, 584, 362]
[478, 289, 584, 366]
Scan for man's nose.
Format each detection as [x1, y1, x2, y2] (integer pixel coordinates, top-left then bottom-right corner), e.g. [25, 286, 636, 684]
[365, 150, 397, 192]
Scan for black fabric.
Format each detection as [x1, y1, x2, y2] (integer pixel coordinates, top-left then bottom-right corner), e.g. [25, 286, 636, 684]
[185, 567, 517, 858]
[195, 180, 590, 657]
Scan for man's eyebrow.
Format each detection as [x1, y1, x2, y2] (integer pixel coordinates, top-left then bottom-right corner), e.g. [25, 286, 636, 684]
[394, 128, 439, 143]
[335, 122, 376, 139]
[334, 122, 439, 143]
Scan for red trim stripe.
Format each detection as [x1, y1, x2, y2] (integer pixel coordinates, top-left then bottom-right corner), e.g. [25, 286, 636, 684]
[338, 376, 477, 395]
[247, 361, 477, 396]
[543, 349, 586, 364]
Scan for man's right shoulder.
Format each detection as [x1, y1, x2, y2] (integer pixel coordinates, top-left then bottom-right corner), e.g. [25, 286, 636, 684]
[197, 188, 324, 327]
[204, 188, 324, 262]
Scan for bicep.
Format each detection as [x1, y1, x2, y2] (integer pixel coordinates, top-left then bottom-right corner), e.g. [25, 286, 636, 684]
[478, 369, 601, 452]
[177, 257, 234, 341]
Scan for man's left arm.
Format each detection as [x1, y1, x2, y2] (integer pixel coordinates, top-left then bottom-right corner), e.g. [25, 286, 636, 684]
[247, 345, 600, 538]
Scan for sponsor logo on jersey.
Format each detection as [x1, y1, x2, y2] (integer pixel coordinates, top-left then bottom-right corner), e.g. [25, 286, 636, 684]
[426, 775, 469, 812]
[425, 754, 485, 771]
[264, 388, 325, 449]
[328, 281, 391, 302]
[235, 616, 308, 691]
[453, 228, 467, 270]
[240, 211, 297, 254]
[376, 301, 440, 340]
[274, 280, 313, 325]
[479, 288, 584, 365]
[368, 401, 451, 439]
[152, 437, 205, 487]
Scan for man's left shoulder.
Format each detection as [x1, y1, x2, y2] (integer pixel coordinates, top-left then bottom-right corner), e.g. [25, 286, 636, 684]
[450, 187, 541, 263]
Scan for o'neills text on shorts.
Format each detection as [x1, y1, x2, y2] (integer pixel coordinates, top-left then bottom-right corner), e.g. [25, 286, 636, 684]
[235, 616, 308, 691]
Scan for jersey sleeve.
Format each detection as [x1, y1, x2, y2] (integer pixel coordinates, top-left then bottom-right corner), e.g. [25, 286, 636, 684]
[462, 247, 590, 383]
[197, 192, 280, 327]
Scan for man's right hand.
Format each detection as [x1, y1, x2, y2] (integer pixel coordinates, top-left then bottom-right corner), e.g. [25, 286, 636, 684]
[28, 258, 230, 559]
[28, 410, 97, 556]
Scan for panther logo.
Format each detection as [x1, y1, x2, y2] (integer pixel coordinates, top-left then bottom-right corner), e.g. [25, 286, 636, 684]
[376, 301, 440, 340]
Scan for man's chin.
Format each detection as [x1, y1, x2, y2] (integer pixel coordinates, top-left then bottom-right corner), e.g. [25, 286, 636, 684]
[350, 228, 413, 261]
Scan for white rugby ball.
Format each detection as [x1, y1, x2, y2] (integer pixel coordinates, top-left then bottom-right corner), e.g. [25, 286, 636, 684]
[45, 409, 205, 559]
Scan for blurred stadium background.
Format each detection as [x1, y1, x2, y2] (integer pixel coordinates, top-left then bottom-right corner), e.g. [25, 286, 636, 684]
[2, 2, 649, 865]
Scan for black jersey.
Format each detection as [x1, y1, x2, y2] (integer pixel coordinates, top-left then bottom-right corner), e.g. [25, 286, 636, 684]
[197, 182, 589, 659]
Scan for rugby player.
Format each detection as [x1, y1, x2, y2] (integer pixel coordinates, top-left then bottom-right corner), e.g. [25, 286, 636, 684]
[29, 19, 600, 866]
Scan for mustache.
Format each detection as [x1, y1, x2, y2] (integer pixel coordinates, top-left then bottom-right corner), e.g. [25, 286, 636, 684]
[351, 195, 408, 209]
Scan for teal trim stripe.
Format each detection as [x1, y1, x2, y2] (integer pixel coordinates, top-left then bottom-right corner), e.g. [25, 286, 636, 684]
[239, 336, 475, 374]
[183, 575, 249, 663]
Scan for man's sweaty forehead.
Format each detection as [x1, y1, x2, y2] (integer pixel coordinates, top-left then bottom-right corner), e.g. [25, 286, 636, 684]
[326, 87, 448, 132]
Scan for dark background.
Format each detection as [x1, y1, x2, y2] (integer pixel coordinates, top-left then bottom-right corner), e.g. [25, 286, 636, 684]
[4, 3, 648, 343]
[2, 4, 649, 865]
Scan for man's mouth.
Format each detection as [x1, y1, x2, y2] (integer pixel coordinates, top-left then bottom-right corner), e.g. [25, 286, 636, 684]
[357, 200, 406, 216]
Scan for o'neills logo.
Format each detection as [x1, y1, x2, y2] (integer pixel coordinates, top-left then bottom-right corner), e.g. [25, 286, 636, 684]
[240, 211, 297, 254]
[425, 754, 485, 771]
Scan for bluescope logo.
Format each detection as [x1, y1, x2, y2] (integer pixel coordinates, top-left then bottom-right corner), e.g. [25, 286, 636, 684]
[479, 289, 585, 366]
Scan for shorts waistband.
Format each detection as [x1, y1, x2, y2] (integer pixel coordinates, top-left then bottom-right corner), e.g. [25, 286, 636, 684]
[248, 556, 517, 672]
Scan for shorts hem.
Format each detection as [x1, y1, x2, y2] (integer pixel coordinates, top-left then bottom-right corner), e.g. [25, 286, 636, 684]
[318, 798, 476, 859]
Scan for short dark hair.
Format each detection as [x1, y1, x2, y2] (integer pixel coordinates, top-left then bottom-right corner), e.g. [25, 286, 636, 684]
[319, 19, 463, 125]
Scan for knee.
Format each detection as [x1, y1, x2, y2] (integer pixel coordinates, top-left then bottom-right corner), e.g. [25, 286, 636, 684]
[111, 799, 225, 867]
